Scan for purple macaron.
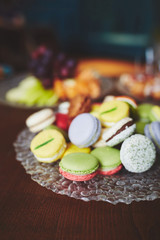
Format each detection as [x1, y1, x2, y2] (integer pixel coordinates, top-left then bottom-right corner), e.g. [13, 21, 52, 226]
[68, 113, 101, 148]
[144, 121, 160, 153]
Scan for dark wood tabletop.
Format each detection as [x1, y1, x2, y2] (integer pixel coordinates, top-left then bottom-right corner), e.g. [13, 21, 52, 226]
[0, 100, 160, 240]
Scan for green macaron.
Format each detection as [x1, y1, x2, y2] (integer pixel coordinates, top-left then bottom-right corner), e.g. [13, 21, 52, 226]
[135, 121, 147, 134]
[136, 103, 153, 123]
[91, 146, 122, 175]
[59, 153, 99, 181]
[149, 105, 160, 122]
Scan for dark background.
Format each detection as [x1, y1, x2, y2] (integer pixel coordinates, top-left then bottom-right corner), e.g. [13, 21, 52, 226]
[0, 0, 160, 69]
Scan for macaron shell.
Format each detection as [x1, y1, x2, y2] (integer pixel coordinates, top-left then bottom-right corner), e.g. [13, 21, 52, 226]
[26, 108, 55, 132]
[151, 122, 160, 145]
[149, 106, 160, 121]
[29, 116, 56, 133]
[89, 118, 101, 147]
[136, 121, 146, 134]
[91, 146, 121, 170]
[59, 153, 99, 175]
[105, 124, 136, 147]
[63, 143, 91, 157]
[136, 103, 153, 122]
[115, 96, 137, 108]
[98, 164, 122, 175]
[30, 129, 66, 159]
[102, 117, 136, 147]
[68, 113, 101, 147]
[45, 124, 69, 142]
[144, 122, 160, 153]
[99, 100, 129, 125]
[59, 168, 98, 181]
[120, 134, 156, 173]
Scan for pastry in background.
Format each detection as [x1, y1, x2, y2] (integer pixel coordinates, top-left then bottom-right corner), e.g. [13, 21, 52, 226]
[119, 73, 160, 100]
[53, 69, 101, 100]
[68, 95, 91, 120]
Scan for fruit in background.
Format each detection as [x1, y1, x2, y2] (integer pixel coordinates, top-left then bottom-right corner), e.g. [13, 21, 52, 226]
[29, 46, 54, 89]
[6, 76, 58, 106]
[53, 53, 77, 79]
[29, 47, 78, 89]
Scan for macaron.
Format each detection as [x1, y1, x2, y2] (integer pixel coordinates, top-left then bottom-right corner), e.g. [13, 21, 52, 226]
[120, 134, 156, 173]
[45, 124, 69, 142]
[104, 95, 137, 109]
[68, 113, 101, 148]
[144, 121, 160, 153]
[91, 146, 122, 175]
[136, 103, 153, 122]
[63, 143, 91, 157]
[102, 117, 136, 147]
[115, 95, 137, 109]
[26, 108, 56, 133]
[93, 128, 108, 148]
[135, 121, 146, 134]
[103, 95, 137, 119]
[149, 105, 160, 122]
[99, 100, 129, 127]
[114, 95, 137, 119]
[58, 101, 70, 114]
[59, 153, 99, 181]
[30, 129, 67, 163]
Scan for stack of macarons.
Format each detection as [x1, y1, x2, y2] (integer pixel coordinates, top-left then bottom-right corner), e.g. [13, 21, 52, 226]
[27, 94, 160, 182]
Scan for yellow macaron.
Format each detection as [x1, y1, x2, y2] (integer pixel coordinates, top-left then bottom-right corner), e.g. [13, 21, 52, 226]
[30, 129, 67, 163]
[99, 100, 129, 127]
[63, 143, 91, 157]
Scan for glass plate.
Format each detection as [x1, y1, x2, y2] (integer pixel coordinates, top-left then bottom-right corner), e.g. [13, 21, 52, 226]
[0, 73, 114, 109]
[14, 128, 160, 204]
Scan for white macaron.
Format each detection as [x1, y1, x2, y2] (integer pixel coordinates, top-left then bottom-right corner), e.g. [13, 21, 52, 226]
[26, 108, 55, 133]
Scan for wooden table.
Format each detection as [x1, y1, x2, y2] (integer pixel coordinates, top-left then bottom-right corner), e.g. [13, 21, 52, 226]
[0, 91, 160, 240]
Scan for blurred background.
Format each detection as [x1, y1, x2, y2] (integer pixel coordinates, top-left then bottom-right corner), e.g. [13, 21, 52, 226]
[0, 0, 160, 72]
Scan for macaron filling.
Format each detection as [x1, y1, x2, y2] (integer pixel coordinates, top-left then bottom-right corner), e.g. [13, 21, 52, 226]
[34, 143, 67, 163]
[30, 113, 55, 130]
[102, 118, 136, 146]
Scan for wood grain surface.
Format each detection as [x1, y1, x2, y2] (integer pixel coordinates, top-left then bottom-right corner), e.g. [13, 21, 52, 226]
[0, 102, 160, 240]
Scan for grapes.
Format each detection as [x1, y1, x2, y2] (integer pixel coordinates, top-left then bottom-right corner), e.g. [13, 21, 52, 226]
[29, 45, 77, 88]
[54, 55, 77, 79]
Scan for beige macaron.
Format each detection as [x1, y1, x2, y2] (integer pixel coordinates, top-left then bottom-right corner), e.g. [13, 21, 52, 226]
[26, 108, 56, 133]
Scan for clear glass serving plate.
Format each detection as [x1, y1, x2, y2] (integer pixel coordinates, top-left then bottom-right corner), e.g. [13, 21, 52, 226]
[14, 128, 160, 205]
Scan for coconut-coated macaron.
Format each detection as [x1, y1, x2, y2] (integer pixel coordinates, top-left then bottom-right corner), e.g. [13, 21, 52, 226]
[91, 146, 122, 175]
[30, 129, 67, 163]
[144, 121, 160, 153]
[59, 153, 99, 181]
[120, 134, 156, 173]
[99, 100, 129, 127]
[68, 113, 101, 148]
[102, 117, 136, 147]
[26, 108, 55, 133]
